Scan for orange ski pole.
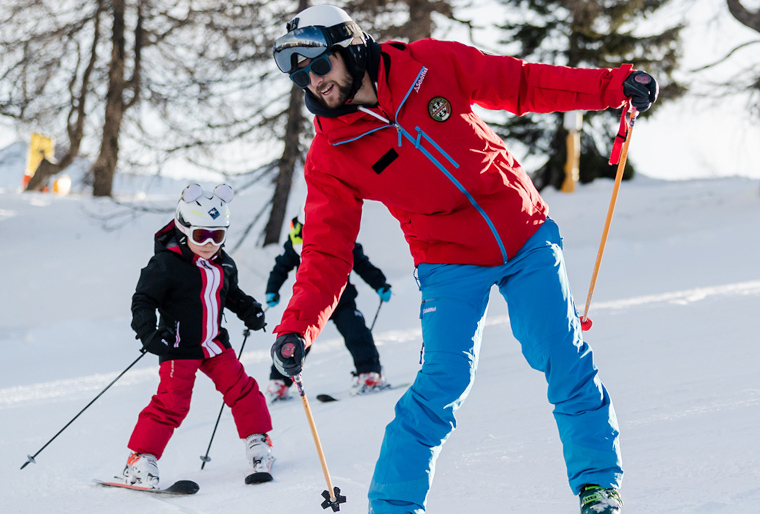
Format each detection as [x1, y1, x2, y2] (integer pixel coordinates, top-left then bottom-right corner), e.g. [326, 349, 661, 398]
[580, 106, 638, 331]
[282, 343, 347, 511]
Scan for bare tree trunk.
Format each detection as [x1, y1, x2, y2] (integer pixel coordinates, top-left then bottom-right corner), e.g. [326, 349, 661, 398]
[24, 1, 102, 193]
[727, 0, 760, 32]
[264, 82, 305, 246]
[25, 141, 81, 191]
[25, 159, 58, 191]
[91, 0, 126, 197]
[262, 0, 309, 246]
[406, 0, 435, 40]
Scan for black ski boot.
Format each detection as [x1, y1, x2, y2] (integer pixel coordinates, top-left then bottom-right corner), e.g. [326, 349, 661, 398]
[579, 484, 622, 513]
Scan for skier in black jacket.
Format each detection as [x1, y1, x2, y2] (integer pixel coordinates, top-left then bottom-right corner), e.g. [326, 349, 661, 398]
[122, 184, 274, 488]
[264, 214, 392, 401]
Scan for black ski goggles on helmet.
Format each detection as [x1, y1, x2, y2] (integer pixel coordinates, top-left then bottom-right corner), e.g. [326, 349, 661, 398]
[273, 22, 362, 74]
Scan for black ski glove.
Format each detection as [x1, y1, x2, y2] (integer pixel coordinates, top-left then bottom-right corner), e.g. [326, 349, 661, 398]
[623, 70, 659, 112]
[241, 300, 267, 331]
[271, 333, 306, 377]
[140, 327, 176, 356]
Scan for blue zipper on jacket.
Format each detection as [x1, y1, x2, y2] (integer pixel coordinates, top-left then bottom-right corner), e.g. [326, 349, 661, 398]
[333, 67, 508, 264]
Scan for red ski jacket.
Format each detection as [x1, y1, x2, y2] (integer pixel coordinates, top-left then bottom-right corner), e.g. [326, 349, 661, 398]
[274, 39, 632, 345]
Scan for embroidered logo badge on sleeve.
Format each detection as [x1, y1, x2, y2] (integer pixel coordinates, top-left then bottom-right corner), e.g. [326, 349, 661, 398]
[428, 96, 452, 122]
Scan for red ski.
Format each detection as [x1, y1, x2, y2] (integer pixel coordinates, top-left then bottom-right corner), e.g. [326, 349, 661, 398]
[93, 479, 199, 495]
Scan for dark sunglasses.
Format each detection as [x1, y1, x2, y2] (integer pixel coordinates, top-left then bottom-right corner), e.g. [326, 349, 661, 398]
[290, 52, 333, 89]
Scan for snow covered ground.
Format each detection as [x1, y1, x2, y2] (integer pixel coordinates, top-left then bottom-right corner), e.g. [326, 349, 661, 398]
[1, 167, 759, 513]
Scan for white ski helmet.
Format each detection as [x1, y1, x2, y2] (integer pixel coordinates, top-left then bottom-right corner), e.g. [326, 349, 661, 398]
[175, 184, 233, 243]
[273, 5, 370, 98]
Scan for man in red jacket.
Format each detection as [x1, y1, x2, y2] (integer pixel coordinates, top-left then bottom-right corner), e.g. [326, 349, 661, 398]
[271, 5, 658, 514]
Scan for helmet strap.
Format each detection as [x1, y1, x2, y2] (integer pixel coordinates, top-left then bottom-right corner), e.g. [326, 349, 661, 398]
[341, 36, 379, 103]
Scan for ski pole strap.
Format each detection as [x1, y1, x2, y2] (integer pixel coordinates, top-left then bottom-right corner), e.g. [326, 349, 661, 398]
[609, 103, 635, 165]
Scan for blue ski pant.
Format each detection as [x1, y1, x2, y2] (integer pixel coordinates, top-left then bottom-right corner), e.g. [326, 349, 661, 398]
[368, 218, 622, 513]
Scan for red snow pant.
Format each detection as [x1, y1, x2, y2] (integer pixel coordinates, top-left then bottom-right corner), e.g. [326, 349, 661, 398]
[128, 347, 272, 459]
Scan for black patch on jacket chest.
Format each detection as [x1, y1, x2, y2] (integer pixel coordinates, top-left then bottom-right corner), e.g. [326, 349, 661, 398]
[372, 148, 399, 174]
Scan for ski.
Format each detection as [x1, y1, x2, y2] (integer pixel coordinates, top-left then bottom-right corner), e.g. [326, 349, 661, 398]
[245, 471, 273, 484]
[93, 479, 199, 495]
[316, 383, 410, 403]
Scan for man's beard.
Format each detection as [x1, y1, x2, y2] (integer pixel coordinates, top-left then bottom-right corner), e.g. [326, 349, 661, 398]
[316, 77, 354, 109]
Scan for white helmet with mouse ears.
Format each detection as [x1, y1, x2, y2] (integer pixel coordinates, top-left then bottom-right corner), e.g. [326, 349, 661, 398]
[175, 184, 233, 246]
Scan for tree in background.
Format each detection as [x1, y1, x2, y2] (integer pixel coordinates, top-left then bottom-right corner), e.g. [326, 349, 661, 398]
[0, 0, 284, 197]
[344, 0, 454, 41]
[261, 0, 309, 246]
[0, 0, 462, 241]
[492, 0, 685, 190]
[0, 0, 694, 244]
[701, 0, 760, 118]
[87, 0, 289, 197]
[0, 0, 105, 192]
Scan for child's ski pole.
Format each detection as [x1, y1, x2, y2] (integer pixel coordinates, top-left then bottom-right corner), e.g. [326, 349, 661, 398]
[200, 328, 251, 469]
[21, 351, 148, 469]
[370, 299, 383, 332]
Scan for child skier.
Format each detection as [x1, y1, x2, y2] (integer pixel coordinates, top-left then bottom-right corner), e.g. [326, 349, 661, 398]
[122, 183, 273, 488]
[264, 212, 392, 401]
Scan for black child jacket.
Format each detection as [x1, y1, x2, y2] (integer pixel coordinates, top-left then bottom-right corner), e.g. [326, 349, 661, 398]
[131, 220, 260, 363]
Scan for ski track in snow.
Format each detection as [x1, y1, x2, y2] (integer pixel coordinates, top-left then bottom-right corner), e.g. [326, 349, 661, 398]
[3, 279, 758, 409]
[627, 389, 760, 426]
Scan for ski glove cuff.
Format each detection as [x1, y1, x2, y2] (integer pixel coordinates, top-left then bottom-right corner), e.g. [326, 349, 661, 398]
[265, 292, 280, 308]
[271, 333, 306, 377]
[141, 327, 176, 356]
[623, 71, 659, 112]
[376, 284, 392, 302]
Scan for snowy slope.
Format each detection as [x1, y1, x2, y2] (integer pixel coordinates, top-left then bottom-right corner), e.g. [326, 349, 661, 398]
[1, 175, 759, 513]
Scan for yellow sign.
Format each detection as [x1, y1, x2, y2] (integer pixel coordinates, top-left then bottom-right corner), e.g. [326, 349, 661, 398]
[25, 132, 55, 178]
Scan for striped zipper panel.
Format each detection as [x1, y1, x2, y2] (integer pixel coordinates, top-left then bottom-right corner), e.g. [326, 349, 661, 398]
[196, 258, 224, 358]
